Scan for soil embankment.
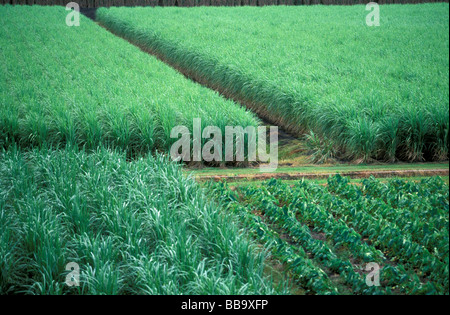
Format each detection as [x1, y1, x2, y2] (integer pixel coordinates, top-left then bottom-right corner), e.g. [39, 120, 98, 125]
[194, 168, 450, 183]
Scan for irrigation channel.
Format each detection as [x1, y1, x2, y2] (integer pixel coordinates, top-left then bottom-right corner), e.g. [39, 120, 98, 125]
[81, 8, 449, 183]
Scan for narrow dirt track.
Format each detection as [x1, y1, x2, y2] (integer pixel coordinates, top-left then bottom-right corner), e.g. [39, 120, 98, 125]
[194, 168, 449, 182]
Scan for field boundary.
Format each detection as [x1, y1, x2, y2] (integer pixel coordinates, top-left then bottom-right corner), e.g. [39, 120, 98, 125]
[194, 168, 449, 182]
[2, 1, 448, 8]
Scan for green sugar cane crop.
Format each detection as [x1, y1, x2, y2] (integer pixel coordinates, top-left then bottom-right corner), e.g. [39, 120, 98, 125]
[96, 4, 449, 162]
[0, 146, 280, 294]
[0, 5, 259, 159]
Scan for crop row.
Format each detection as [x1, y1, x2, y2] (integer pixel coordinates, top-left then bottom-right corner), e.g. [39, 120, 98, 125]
[209, 182, 340, 294]
[295, 176, 449, 292]
[208, 175, 449, 294]
[361, 176, 449, 223]
[327, 176, 449, 256]
[241, 185, 391, 294]
[266, 179, 448, 294]
[244, 182, 442, 294]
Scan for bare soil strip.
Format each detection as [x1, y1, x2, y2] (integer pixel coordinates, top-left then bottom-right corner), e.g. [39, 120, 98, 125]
[80, 8, 97, 20]
[194, 169, 449, 183]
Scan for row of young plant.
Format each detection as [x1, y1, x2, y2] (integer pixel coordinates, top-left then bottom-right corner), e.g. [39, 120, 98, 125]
[297, 176, 449, 293]
[361, 176, 449, 228]
[209, 182, 340, 295]
[328, 176, 449, 260]
[240, 185, 391, 294]
[244, 182, 441, 294]
[209, 175, 449, 294]
[263, 178, 447, 294]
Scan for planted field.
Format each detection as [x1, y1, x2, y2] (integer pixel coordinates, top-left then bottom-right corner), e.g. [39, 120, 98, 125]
[0, 5, 258, 157]
[1, 3, 449, 297]
[0, 147, 281, 294]
[0, 5, 276, 296]
[209, 175, 449, 294]
[97, 4, 449, 162]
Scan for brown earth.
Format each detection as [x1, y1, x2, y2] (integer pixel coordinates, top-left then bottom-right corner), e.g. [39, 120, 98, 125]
[195, 169, 449, 182]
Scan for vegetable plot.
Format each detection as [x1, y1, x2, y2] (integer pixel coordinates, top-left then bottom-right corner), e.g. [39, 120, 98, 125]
[209, 175, 449, 294]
